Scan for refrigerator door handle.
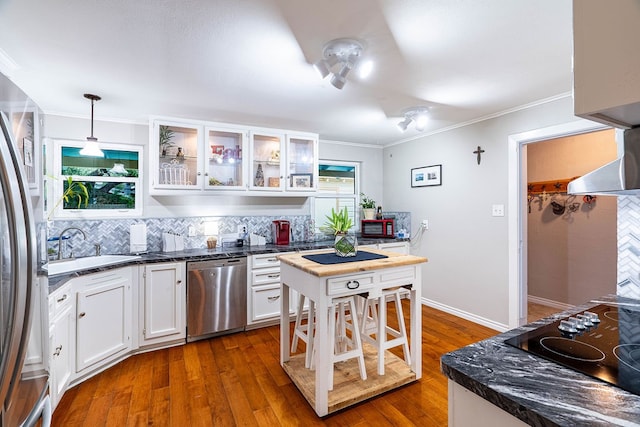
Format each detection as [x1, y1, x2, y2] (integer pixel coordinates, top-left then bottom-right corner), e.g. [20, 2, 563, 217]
[20, 393, 51, 427]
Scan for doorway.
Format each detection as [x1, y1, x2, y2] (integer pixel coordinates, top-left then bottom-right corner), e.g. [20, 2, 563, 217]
[507, 119, 612, 328]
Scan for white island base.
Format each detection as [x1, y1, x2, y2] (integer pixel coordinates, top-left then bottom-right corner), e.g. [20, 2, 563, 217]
[283, 342, 416, 414]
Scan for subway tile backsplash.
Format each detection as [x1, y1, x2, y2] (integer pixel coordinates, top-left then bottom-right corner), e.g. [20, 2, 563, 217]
[47, 212, 411, 259]
[618, 197, 640, 300]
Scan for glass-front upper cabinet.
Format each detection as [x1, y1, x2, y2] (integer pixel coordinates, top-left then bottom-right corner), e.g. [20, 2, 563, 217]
[151, 120, 201, 190]
[249, 131, 284, 191]
[285, 133, 318, 192]
[205, 126, 247, 190]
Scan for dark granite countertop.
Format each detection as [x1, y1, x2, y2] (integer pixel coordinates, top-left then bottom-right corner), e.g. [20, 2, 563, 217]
[46, 237, 408, 292]
[440, 295, 640, 426]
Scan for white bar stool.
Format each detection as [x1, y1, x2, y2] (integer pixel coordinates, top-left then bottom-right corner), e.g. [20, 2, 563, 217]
[291, 294, 315, 369]
[360, 286, 411, 375]
[310, 295, 367, 390]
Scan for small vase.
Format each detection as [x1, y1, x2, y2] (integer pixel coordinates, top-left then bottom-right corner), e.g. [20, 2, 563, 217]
[363, 208, 376, 220]
[334, 233, 358, 257]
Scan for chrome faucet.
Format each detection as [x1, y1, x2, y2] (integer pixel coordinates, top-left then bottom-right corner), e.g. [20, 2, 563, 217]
[57, 227, 87, 260]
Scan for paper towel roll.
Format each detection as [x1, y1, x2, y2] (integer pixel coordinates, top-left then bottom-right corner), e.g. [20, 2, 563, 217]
[130, 223, 147, 253]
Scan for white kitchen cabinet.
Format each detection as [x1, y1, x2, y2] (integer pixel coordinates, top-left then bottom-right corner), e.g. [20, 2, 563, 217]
[48, 283, 74, 410]
[75, 267, 133, 373]
[247, 252, 295, 328]
[150, 119, 203, 191]
[204, 125, 247, 190]
[573, 0, 640, 128]
[140, 262, 186, 347]
[377, 241, 410, 254]
[248, 130, 318, 193]
[24, 276, 46, 372]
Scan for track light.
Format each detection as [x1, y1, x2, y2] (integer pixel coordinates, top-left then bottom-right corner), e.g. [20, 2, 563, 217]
[314, 38, 367, 89]
[397, 107, 430, 133]
[79, 93, 104, 157]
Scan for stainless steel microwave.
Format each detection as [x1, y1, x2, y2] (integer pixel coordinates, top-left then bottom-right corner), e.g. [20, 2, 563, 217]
[361, 219, 394, 238]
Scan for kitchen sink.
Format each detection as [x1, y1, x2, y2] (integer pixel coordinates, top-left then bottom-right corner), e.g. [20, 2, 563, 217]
[44, 255, 142, 276]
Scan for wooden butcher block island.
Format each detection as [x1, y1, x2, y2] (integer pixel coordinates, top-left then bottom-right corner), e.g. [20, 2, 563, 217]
[278, 249, 427, 416]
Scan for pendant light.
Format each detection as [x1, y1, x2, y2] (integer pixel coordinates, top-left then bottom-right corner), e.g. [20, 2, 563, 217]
[79, 93, 104, 157]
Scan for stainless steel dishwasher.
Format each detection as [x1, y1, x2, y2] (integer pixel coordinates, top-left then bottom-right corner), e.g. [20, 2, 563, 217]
[187, 257, 247, 342]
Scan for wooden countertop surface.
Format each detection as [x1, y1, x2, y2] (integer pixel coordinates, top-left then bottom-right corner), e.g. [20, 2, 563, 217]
[277, 248, 427, 277]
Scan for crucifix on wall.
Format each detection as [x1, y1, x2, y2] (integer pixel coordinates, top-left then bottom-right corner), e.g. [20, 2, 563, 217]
[473, 146, 485, 165]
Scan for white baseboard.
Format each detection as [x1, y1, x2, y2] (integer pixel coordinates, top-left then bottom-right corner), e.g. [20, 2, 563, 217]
[527, 295, 574, 310]
[422, 298, 509, 333]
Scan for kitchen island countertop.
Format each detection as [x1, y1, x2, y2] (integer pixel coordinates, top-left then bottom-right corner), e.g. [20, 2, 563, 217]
[441, 295, 640, 426]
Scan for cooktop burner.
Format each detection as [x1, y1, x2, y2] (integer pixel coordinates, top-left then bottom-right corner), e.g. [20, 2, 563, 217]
[505, 304, 640, 395]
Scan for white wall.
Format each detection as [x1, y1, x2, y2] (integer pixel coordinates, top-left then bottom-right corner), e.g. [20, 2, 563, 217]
[43, 115, 383, 219]
[383, 96, 579, 329]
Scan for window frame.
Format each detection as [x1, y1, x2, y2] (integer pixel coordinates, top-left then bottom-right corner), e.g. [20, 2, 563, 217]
[50, 139, 144, 219]
[313, 160, 361, 235]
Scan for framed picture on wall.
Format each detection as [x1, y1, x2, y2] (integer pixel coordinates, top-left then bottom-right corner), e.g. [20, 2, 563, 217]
[411, 164, 442, 187]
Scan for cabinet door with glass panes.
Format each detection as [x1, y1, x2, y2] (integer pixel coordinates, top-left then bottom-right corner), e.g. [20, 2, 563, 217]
[151, 120, 202, 190]
[285, 133, 318, 192]
[205, 126, 247, 190]
[249, 131, 285, 191]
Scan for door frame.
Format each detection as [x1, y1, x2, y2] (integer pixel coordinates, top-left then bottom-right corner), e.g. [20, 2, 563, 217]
[507, 119, 609, 328]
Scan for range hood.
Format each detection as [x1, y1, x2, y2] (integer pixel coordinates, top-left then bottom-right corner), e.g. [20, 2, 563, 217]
[568, 127, 640, 196]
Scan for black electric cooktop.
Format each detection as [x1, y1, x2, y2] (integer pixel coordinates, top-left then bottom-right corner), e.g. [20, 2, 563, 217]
[505, 304, 640, 396]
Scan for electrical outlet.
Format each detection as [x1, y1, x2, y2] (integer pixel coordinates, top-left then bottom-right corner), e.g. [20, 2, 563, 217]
[492, 204, 505, 217]
[421, 219, 429, 230]
[237, 224, 248, 235]
[188, 226, 196, 237]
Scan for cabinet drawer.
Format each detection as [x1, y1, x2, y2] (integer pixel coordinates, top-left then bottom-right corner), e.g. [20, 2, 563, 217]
[252, 268, 281, 286]
[327, 274, 375, 296]
[49, 285, 72, 318]
[252, 253, 281, 269]
[379, 266, 416, 287]
[251, 284, 293, 322]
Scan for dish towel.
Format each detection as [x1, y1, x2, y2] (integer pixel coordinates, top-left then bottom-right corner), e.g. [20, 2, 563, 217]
[130, 223, 147, 254]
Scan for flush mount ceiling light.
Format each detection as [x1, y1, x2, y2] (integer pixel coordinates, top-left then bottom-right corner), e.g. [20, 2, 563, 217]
[79, 93, 104, 157]
[313, 38, 369, 89]
[397, 107, 430, 132]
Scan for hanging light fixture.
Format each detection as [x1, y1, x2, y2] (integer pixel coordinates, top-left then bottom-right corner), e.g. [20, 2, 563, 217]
[79, 93, 104, 157]
[313, 38, 369, 89]
[397, 107, 430, 132]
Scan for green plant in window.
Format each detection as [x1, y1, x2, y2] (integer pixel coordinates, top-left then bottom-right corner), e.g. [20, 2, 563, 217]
[48, 177, 89, 220]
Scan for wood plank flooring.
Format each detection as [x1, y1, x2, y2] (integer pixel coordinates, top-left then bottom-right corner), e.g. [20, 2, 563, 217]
[52, 302, 559, 426]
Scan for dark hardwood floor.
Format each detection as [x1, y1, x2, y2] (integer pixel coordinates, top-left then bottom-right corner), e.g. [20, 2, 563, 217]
[52, 303, 500, 426]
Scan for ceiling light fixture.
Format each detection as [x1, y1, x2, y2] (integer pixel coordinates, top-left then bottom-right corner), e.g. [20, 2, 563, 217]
[397, 107, 430, 132]
[79, 93, 104, 157]
[313, 38, 367, 89]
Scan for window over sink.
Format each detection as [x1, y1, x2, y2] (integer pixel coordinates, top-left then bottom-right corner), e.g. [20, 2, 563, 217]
[312, 161, 359, 235]
[49, 140, 143, 219]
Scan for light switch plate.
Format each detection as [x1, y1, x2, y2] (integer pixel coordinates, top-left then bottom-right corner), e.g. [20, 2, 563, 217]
[492, 204, 505, 217]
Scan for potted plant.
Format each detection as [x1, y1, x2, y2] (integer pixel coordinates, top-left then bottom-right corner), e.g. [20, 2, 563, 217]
[159, 125, 175, 157]
[48, 176, 89, 220]
[321, 207, 357, 257]
[360, 192, 376, 220]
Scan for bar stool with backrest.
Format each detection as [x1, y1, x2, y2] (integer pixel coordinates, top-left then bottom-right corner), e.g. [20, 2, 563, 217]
[359, 285, 411, 375]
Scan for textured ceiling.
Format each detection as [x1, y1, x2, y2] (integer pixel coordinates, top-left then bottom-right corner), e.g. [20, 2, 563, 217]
[0, 0, 573, 146]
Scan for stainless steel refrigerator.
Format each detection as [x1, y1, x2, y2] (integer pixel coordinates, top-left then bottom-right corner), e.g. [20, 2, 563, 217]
[0, 72, 50, 426]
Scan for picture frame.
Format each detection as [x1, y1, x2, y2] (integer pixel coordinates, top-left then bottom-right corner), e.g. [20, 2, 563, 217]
[290, 173, 312, 188]
[23, 137, 33, 167]
[411, 164, 442, 187]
